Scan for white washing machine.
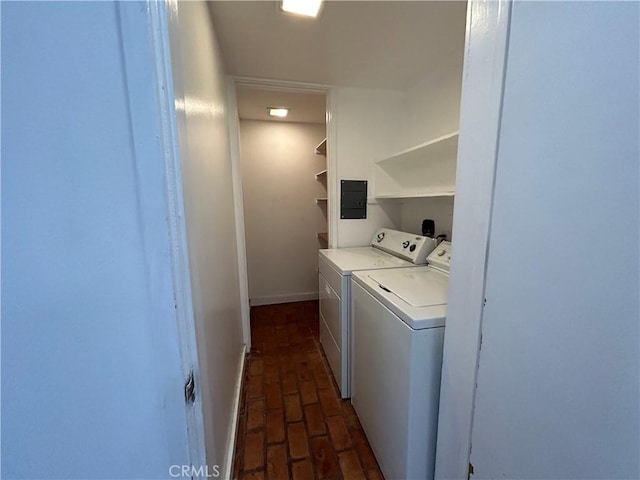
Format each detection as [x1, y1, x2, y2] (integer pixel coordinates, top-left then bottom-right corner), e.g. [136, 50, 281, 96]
[318, 228, 437, 399]
[351, 241, 452, 480]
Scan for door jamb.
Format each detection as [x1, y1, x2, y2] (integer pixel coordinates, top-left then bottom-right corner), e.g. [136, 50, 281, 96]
[146, 0, 207, 473]
[226, 76, 337, 351]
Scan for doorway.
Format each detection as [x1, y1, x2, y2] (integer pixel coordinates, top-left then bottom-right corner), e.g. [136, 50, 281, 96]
[234, 85, 329, 310]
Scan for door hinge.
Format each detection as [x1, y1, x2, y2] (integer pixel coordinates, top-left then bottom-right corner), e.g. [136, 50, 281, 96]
[184, 370, 196, 405]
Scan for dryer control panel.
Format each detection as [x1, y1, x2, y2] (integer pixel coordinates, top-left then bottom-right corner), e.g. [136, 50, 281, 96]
[370, 228, 437, 264]
[427, 241, 452, 273]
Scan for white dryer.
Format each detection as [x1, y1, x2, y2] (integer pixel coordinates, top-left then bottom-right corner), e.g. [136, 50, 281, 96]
[351, 241, 452, 480]
[318, 228, 436, 398]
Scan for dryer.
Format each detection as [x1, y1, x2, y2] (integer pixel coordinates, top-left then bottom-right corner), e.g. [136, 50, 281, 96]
[318, 228, 436, 398]
[351, 241, 452, 480]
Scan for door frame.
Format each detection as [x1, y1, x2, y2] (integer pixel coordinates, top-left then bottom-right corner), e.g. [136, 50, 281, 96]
[226, 76, 338, 351]
[145, 0, 207, 473]
[434, 0, 511, 478]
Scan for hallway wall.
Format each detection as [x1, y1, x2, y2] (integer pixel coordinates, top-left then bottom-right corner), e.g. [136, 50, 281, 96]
[168, 0, 245, 472]
[239, 120, 326, 305]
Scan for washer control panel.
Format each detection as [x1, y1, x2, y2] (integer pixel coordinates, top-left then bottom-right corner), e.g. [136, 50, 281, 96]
[427, 241, 452, 273]
[370, 228, 437, 264]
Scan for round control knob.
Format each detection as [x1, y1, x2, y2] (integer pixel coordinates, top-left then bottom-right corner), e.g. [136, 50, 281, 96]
[409, 244, 417, 252]
[402, 240, 410, 248]
[437, 249, 446, 256]
[376, 232, 385, 242]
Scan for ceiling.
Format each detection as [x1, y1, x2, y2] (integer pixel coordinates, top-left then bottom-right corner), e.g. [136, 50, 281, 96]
[209, 1, 468, 91]
[236, 86, 326, 123]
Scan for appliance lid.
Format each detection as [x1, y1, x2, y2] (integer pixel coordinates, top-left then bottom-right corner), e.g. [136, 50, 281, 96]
[366, 268, 448, 307]
[319, 246, 411, 274]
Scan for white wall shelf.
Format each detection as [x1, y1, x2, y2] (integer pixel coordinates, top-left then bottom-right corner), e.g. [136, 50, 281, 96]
[315, 137, 328, 244]
[373, 131, 458, 199]
[315, 138, 327, 156]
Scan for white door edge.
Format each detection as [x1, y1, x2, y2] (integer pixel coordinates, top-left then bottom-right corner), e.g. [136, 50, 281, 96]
[434, 0, 512, 478]
[146, 0, 207, 473]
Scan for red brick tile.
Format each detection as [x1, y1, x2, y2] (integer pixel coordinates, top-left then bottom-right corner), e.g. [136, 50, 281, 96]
[265, 383, 283, 410]
[365, 468, 384, 480]
[304, 403, 326, 437]
[237, 302, 384, 480]
[243, 431, 264, 471]
[264, 354, 278, 366]
[282, 372, 298, 395]
[266, 443, 289, 480]
[278, 353, 292, 370]
[291, 459, 315, 480]
[307, 351, 322, 363]
[318, 389, 341, 417]
[296, 362, 314, 382]
[266, 410, 285, 444]
[351, 430, 378, 471]
[264, 364, 280, 384]
[341, 402, 360, 430]
[287, 422, 310, 459]
[299, 380, 318, 405]
[284, 394, 303, 423]
[248, 375, 264, 399]
[250, 358, 264, 376]
[277, 334, 290, 347]
[327, 415, 352, 451]
[290, 332, 304, 346]
[312, 367, 332, 390]
[247, 400, 265, 430]
[338, 450, 366, 480]
[241, 471, 264, 480]
[310, 436, 340, 479]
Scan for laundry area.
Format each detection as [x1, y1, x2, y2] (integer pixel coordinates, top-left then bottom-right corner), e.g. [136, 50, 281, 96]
[2, 1, 638, 480]
[226, 2, 464, 477]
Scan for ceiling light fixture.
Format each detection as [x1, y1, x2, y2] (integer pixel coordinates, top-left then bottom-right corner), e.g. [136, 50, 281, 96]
[281, 0, 324, 18]
[268, 107, 289, 118]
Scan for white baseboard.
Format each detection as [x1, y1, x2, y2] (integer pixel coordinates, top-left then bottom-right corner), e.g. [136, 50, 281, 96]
[222, 345, 247, 480]
[250, 291, 319, 307]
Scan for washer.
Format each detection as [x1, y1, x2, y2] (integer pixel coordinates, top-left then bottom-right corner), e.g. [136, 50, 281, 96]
[318, 228, 436, 398]
[351, 241, 452, 480]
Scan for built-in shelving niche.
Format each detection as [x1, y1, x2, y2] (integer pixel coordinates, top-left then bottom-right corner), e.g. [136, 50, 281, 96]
[372, 131, 458, 200]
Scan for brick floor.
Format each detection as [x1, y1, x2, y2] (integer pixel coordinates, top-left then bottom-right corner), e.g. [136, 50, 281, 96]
[232, 300, 384, 480]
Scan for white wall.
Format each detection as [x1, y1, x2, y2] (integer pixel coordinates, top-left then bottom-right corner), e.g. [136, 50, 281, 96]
[458, 2, 639, 478]
[1, 2, 190, 477]
[330, 70, 464, 246]
[400, 196, 455, 239]
[239, 119, 326, 305]
[401, 48, 465, 149]
[398, 46, 465, 240]
[332, 87, 406, 247]
[167, 0, 245, 472]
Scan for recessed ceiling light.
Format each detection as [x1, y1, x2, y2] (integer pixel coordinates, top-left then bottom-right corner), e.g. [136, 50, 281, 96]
[281, 0, 324, 18]
[268, 107, 289, 118]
